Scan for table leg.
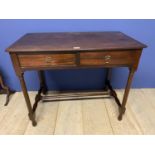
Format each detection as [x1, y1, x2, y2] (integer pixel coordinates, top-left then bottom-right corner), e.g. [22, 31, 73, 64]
[118, 68, 135, 120]
[38, 70, 47, 95]
[18, 73, 37, 126]
[32, 71, 48, 113]
[105, 68, 122, 107]
[104, 68, 111, 91]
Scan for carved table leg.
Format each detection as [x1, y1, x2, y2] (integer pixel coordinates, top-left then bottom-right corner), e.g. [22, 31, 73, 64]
[18, 73, 37, 126]
[0, 75, 15, 106]
[118, 68, 135, 120]
[32, 71, 48, 113]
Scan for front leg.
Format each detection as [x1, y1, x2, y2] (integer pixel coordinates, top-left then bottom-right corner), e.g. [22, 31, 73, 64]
[118, 68, 135, 120]
[18, 73, 37, 126]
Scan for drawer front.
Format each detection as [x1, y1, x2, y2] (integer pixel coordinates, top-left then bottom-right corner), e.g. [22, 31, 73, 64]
[80, 51, 140, 66]
[18, 54, 76, 68]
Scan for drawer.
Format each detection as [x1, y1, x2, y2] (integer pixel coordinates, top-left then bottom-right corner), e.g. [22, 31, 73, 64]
[18, 54, 76, 68]
[80, 51, 140, 66]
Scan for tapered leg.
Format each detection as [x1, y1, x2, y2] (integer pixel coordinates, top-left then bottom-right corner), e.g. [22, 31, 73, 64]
[18, 73, 37, 126]
[118, 68, 135, 120]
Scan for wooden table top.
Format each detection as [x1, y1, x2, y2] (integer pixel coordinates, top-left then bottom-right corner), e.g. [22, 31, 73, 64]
[6, 32, 147, 52]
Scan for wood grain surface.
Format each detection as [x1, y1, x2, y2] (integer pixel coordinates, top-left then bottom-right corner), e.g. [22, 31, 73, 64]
[6, 32, 147, 52]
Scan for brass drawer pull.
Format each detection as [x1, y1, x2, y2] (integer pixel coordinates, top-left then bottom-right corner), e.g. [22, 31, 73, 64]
[104, 55, 111, 64]
[104, 55, 111, 60]
[45, 56, 52, 63]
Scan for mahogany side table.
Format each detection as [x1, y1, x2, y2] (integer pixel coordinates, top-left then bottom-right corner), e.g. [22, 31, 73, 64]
[6, 32, 147, 126]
